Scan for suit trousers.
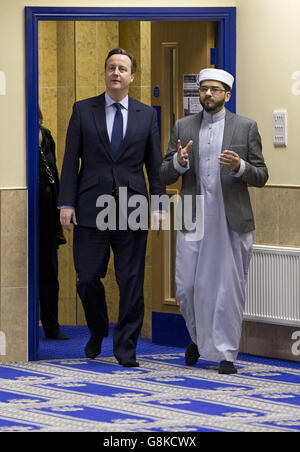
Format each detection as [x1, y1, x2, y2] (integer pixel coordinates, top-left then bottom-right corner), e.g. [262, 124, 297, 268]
[73, 223, 148, 364]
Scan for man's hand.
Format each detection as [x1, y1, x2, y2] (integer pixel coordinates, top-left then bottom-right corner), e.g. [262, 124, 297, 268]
[218, 150, 241, 172]
[60, 207, 77, 231]
[39, 129, 43, 146]
[177, 139, 193, 167]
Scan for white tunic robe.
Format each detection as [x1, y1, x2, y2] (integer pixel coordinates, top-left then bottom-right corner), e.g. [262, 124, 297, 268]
[175, 108, 253, 363]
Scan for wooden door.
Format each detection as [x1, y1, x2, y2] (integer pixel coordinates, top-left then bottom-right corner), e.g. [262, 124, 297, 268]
[151, 21, 217, 335]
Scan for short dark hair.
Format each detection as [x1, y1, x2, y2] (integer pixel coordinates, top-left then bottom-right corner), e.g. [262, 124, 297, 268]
[105, 48, 137, 74]
[221, 82, 231, 92]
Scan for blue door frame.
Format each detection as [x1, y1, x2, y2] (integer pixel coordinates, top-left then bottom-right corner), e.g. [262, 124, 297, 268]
[25, 6, 236, 360]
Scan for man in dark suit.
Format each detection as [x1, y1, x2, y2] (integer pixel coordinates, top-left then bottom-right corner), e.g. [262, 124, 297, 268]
[58, 48, 165, 367]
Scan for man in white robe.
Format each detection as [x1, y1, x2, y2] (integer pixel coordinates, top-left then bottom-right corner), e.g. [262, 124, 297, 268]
[160, 68, 268, 374]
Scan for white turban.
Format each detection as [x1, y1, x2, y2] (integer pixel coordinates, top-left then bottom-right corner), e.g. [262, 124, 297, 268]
[196, 68, 234, 89]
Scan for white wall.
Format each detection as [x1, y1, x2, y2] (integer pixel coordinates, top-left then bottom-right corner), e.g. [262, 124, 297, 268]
[237, 0, 300, 185]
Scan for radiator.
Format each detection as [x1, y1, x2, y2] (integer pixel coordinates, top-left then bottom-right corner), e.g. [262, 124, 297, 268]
[244, 245, 300, 326]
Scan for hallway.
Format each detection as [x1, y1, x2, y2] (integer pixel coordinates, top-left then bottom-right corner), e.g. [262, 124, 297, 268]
[0, 325, 299, 433]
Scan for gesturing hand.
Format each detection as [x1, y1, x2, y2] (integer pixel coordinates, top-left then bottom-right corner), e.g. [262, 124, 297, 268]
[177, 139, 193, 167]
[218, 150, 241, 172]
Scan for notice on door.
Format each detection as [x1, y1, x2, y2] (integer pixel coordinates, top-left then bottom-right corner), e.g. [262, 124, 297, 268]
[183, 74, 202, 117]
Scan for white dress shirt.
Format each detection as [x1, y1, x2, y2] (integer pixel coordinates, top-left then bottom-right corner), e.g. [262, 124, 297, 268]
[105, 92, 128, 141]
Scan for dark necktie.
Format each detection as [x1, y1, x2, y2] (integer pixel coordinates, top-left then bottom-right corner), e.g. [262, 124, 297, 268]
[111, 103, 123, 154]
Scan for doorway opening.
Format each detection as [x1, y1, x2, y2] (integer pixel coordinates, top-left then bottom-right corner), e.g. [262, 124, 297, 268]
[26, 7, 236, 360]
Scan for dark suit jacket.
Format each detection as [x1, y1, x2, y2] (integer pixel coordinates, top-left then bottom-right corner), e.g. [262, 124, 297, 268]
[160, 109, 268, 233]
[58, 93, 165, 227]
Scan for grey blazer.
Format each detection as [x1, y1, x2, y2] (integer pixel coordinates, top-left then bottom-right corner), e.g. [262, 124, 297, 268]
[160, 109, 268, 233]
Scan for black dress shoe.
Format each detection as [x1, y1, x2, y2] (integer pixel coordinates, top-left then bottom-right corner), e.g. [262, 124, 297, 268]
[84, 336, 102, 359]
[122, 361, 140, 368]
[185, 341, 200, 365]
[45, 329, 70, 340]
[218, 360, 237, 374]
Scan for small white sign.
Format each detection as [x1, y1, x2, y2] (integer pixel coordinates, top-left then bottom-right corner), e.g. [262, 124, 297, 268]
[0, 71, 6, 95]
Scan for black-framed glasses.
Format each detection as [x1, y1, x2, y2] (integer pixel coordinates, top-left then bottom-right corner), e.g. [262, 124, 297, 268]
[199, 86, 226, 94]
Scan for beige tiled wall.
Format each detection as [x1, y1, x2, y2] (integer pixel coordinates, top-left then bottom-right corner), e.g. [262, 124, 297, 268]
[249, 186, 300, 247]
[39, 21, 78, 327]
[119, 21, 152, 105]
[0, 189, 28, 363]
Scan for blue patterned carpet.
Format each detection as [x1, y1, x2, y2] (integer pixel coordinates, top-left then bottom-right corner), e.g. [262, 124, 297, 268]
[0, 326, 299, 433]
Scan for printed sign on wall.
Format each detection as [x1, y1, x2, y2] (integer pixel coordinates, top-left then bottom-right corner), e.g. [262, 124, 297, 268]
[183, 74, 202, 117]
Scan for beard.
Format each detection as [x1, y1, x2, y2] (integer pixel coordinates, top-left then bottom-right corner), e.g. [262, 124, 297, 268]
[200, 95, 226, 113]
